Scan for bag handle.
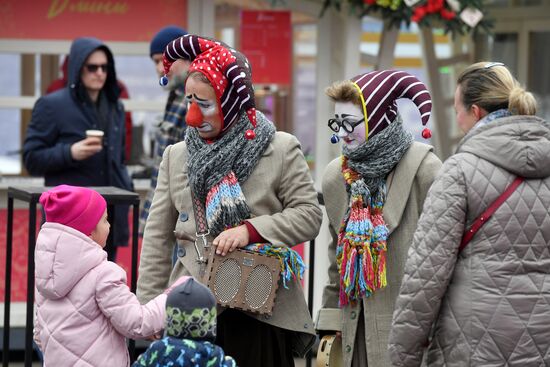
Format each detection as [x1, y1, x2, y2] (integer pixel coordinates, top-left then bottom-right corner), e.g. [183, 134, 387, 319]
[459, 176, 524, 253]
[189, 190, 211, 276]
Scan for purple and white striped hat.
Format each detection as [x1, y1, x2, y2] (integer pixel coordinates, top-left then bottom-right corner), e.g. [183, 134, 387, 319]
[351, 70, 432, 139]
[161, 35, 257, 139]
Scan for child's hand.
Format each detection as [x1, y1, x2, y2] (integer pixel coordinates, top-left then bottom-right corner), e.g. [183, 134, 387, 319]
[146, 331, 163, 341]
[163, 275, 191, 295]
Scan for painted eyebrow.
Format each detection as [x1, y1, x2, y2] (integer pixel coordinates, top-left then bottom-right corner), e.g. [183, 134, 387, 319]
[185, 94, 210, 103]
[334, 113, 361, 118]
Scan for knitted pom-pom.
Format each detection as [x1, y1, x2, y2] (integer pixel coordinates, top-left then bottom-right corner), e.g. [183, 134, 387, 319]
[421, 128, 432, 139]
[245, 129, 256, 140]
[159, 75, 169, 86]
[330, 134, 340, 144]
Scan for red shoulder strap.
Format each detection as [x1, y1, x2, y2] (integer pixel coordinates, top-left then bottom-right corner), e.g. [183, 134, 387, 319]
[459, 176, 524, 254]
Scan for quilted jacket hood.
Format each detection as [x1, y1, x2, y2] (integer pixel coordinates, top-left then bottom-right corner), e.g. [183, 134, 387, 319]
[35, 222, 106, 299]
[457, 115, 550, 178]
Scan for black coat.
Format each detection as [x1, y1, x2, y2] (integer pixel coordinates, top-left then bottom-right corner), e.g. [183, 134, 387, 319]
[23, 37, 132, 246]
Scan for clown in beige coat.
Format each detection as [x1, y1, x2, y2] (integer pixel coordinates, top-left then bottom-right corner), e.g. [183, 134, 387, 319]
[137, 131, 322, 357]
[315, 70, 442, 367]
[316, 142, 441, 367]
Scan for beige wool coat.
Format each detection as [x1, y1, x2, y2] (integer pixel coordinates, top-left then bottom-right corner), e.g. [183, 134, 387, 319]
[137, 131, 322, 357]
[315, 142, 442, 367]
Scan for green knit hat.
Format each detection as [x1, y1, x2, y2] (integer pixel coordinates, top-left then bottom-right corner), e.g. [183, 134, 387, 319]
[165, 278, 217, 342]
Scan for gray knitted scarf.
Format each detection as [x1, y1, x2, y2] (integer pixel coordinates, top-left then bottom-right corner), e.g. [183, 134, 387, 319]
[342, 114, 413, 197]
[186, 111, 275, 235]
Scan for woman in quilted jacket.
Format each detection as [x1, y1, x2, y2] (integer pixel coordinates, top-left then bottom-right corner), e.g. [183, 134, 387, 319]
[34, 185, 177, 367]
[389, 62, 550, 366]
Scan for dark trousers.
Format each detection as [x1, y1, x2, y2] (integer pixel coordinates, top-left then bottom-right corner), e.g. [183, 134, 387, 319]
[216, 309, 295, 367]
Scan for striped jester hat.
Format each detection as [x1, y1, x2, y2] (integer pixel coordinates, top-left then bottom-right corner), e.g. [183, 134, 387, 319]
[351, 70, 433, 139]
[160, 34, 258, 139]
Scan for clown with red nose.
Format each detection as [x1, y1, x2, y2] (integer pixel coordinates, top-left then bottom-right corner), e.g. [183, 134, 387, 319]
[138, 34, 322, 367]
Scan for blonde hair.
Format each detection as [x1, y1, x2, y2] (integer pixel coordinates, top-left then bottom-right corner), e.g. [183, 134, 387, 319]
[457, 62, 537, 116]
[325, 80, 362, 108]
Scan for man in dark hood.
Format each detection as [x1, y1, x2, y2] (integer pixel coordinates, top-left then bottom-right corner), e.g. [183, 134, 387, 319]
[45, 55, 134, 160]
[24, 37, 133, 261]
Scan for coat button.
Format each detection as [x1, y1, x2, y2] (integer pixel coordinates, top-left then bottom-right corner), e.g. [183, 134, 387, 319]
[177, 246, 186, 257]
[179, 212, 188, 222]
[351, 311, 357, 319]
[304, 323, 309, 329]
[345, 345, 352, 353]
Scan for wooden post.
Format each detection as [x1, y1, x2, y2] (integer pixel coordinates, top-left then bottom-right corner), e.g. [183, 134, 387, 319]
[419, 28, 474, 159]
[360, 20, 399, 69]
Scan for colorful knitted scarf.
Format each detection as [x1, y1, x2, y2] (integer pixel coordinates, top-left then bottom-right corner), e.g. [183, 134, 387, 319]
[186, 110, 275, 236]
[337, 116, 413, 306]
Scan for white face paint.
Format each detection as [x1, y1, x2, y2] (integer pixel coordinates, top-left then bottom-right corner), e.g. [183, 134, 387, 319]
[184, 94, 219, 133]
[334, 101, 367, 150]
[185, 95, 218, 116]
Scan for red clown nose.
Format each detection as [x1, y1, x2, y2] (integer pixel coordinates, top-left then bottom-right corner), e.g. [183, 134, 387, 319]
[186, 101, 204, 127]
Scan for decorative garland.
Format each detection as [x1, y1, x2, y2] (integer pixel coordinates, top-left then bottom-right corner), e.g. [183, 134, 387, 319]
[319, 0, 493, 36]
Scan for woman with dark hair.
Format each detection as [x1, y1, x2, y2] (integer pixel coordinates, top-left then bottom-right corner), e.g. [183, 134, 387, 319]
[389, 62, 550, 366]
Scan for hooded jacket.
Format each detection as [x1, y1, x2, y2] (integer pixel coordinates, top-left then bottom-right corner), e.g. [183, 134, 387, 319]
[45, 55, 134, 159]
[389, 115, 550, 366]
[23, 37, 132, 246]
[34, 223, 166, 367]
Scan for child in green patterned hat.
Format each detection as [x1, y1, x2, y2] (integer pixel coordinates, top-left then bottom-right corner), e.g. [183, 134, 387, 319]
[133, 278, 236, 366]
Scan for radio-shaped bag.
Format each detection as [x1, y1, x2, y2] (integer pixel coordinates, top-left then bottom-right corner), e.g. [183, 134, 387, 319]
[202, 245, 280, 315]
[190, 190, 281, 316]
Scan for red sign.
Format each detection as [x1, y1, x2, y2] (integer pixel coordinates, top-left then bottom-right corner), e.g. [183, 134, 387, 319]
[0, 0, 187, 42]
[240, 10, 292, 85]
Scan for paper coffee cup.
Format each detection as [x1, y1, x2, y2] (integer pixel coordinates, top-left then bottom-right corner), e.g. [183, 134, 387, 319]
[86, 129, 104, 141]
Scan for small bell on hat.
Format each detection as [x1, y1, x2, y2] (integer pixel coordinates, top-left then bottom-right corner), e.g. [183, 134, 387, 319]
[159, 54, 172, 86]
[245, 108, 257, 140]
[421, 128, 432, 139]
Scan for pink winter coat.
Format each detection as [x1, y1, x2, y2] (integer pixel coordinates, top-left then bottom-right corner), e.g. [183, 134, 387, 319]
[34, 223, 167, 367]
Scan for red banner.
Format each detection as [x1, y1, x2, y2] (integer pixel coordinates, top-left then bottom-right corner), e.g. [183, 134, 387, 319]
[0, 0, 187, 42]
[240, 10, 292, 85]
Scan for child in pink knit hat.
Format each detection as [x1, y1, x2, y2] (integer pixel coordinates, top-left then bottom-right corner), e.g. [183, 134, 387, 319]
[34, 185, 184, 367]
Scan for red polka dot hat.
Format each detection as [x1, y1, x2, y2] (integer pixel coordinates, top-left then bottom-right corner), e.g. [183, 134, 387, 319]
[160, 35, 257, 139]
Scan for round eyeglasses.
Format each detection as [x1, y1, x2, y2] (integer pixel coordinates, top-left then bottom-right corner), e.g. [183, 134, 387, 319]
[327, 117, 365, 134]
